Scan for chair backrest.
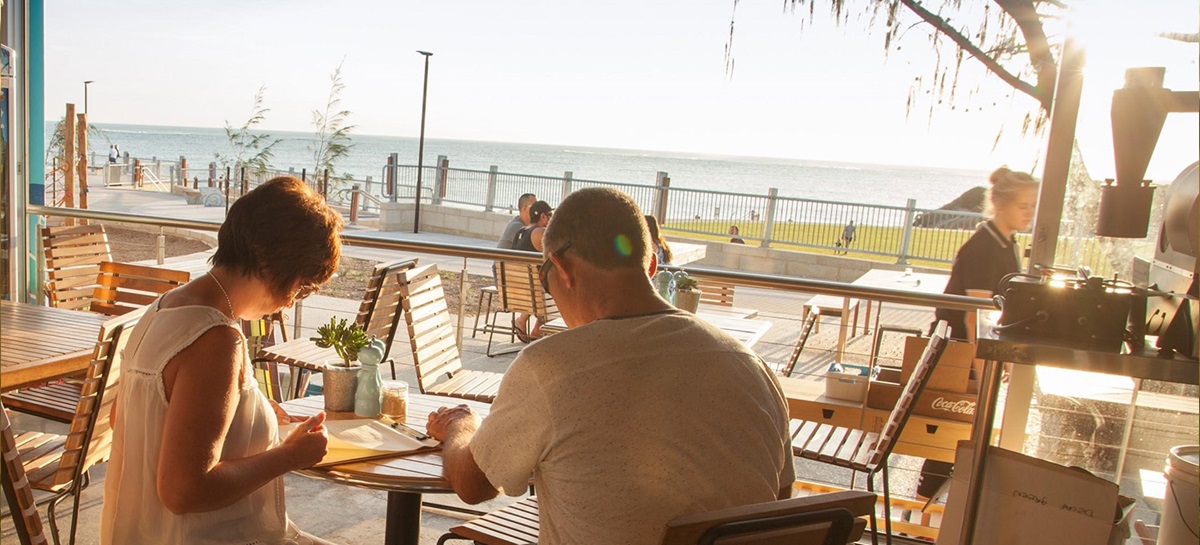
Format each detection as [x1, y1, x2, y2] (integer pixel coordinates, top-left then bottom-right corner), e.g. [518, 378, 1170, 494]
[397, 264, 464, 394]
[1, 403, 50, 545]
[42, 224, 113, 310]
[660, 490, 877, 545]
[89, 261, 190, 316]
[51, 310, 141, 488]
[497, 260, 552, 319]
[356, 259, 419, 361]
[779, 310, 820, 378]
[866, 320, 948, 469]
[691, 275, 737, 307]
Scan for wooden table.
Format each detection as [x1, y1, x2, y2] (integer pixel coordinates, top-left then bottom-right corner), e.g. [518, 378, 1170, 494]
[812, 269, 949, 360]
[281, 394, 491, 545]
[541, 310, 772, 349]
[1, 301, 109, 392]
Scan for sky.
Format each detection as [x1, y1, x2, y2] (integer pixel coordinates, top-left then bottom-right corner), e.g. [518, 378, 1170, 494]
[42, 0, 1199, 180]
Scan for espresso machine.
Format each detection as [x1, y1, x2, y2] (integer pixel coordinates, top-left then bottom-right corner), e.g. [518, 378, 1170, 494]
[998, 67, 1198, 357]
[1101, 67, 1199, 359]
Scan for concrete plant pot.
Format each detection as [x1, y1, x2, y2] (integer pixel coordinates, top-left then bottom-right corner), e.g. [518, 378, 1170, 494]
[674, 289, 702, 313]
[323, 362, 361, 412]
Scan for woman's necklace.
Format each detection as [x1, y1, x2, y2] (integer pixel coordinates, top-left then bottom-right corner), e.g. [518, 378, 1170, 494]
[208, 272, 235, 319]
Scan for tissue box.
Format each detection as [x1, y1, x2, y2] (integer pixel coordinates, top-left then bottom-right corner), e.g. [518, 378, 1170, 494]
[825, 364, 869, 402]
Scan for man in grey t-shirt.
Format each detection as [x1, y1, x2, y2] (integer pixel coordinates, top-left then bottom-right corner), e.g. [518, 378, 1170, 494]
[428, 187, 794, 545]
[496, 193, 537, 249]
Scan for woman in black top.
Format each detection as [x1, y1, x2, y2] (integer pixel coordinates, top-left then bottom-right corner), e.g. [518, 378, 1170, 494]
[919, 166, 1039, 500]
[512, 201, 552, 341]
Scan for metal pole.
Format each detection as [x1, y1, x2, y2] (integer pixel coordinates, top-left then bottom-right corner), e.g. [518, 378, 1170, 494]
[83, 80, 93, 115]
[414, 50, 433, 234]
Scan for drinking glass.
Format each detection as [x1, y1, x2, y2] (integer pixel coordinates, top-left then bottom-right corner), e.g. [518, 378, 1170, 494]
[380, 380, 409, 424]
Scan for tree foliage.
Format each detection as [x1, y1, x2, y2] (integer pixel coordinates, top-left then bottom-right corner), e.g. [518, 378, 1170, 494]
[310, 60, 356, 180]
[217, 85, 281, 176]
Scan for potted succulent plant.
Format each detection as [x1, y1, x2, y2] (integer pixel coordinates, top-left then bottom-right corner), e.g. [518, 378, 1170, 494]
[672, 272, 702, 313]
[311, 317, 371, 411]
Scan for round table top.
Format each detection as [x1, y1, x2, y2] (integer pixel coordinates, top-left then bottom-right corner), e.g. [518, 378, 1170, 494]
[281, 393, 491, 493]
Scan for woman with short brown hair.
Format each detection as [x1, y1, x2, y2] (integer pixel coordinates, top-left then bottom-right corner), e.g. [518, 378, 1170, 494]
[102, 177, 342, 544]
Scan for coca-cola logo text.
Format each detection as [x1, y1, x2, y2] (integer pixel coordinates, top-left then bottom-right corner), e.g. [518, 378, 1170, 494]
[930, 397, 975, 415]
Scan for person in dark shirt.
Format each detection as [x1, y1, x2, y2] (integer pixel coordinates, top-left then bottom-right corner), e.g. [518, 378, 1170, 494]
[728, 225, 745, 244]
[919, 166, 1038, 502]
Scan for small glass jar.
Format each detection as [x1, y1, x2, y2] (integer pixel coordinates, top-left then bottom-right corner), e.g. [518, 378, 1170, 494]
[380, 380, 409, 424]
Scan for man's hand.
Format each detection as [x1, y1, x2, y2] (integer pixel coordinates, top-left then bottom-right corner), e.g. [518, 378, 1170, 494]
[427, 404, 478, 441]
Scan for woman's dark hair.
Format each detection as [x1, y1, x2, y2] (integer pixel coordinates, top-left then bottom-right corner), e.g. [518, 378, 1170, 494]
[644, 215, 673, 264]
[209, 176, 343, 298]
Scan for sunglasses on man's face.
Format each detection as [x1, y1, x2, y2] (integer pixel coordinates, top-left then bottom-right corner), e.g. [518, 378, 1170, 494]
[539, 242, 573, 296]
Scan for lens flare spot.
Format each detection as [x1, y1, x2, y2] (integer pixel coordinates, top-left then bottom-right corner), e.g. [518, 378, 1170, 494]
[614, 235, 633, 257]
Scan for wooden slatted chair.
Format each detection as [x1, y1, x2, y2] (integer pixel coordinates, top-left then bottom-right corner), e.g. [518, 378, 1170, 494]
[486, 260, 555, 357]
[437, 491, 877, 545]
[253, 259, 418, 400]
[3, 263, 186, 422]
[88, 261, 190, 316]
[769, 309, 819, 378]
[6, 311, 140, 545]
[1, 403, 50, 545]
[42, 224, 112, 311]
[788, 321, 948, 545]
[400, 264, 504, 403]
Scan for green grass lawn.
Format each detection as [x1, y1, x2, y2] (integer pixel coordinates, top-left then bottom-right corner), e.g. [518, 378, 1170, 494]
[662, 219, 1120, 276]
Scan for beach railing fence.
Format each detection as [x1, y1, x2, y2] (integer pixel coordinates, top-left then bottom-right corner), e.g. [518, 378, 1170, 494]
[96, 154, 1132, 273]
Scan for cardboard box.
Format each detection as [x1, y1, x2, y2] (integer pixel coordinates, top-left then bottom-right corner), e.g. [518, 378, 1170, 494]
[938, 441, 1120, 545]
[825, 364, 869, 402]
[901, 336, 979, 393]
[866, 379, 978, 423]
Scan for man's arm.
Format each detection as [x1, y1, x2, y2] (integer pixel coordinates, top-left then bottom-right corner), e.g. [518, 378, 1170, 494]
[428, 405, 500, 504]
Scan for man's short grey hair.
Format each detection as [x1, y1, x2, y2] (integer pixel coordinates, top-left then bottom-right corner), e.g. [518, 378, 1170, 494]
[543, 187, 650, 271]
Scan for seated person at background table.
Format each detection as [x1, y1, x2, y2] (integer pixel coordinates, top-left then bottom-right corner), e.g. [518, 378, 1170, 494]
[512, 200, 552, 252]
[729, 224, 746, 244]
[497, 192, 537, 249]
[511, 200, 554, 341]
[919, 166, 1038, 503]
[101, 177, 339, 545]
[427, 187, 794, 545]
[644, 214, 674, 266]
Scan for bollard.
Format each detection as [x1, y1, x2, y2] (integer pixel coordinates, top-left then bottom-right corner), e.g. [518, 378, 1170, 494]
[349, 184, 361, 225]
[157, 228, 166, 265]
[134, 159, 142, 187]
[179, 156, 187, 185]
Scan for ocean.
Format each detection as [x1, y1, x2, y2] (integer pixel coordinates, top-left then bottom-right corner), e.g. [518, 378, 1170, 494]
[74, 122, 990, 210]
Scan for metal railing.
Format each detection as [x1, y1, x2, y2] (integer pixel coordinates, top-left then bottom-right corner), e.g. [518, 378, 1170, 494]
[25, 205, 990, 313]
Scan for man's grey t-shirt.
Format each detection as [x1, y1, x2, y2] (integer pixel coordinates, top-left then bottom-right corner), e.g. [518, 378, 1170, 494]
[497, 217, 523, 249]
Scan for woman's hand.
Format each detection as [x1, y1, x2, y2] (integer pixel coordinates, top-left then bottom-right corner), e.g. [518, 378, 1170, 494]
[280, 412, 328, 470]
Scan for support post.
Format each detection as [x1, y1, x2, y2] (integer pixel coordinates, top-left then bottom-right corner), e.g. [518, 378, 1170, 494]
[63, 104, 76, 225]
[224, 166, 231, 215]
[386, 153, 398, 203]
[436, 155, 448, 204]
[653, 172, 670, 222]
[76, 112, 88, 214]
[349, 184, 361, 225]
[208, 162, 216, 187]
[561, 171, 573, 202]
[179, 156, 187, 185]
[321, 169, 329, 200]
[484, 165, 498, 212]
[134, 159, 142, 187]
[897, 198, 917, 265]
[760, 188, 779, 248]
[157, 227, 166, 265]
[240, 167, 248, 196]
[1028, 36, 1086, 273]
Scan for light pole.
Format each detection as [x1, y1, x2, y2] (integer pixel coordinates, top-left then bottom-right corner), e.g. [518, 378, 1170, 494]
[413, 50, 433, 234]
[83, 80, 94, 115]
